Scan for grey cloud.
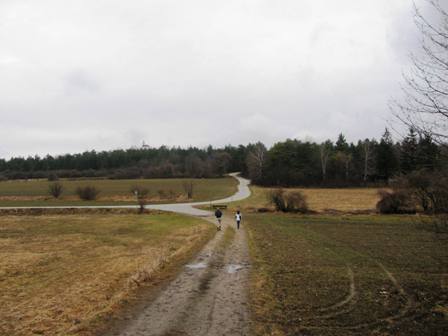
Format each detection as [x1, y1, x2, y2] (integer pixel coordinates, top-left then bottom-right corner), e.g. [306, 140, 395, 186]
[0, 0, 438, 158]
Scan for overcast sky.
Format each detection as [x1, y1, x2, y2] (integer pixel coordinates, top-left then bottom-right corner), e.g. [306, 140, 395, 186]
[0, 0, 436, 158]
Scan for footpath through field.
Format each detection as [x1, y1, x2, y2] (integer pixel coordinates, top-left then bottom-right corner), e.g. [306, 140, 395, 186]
[104, 173, 251, 336]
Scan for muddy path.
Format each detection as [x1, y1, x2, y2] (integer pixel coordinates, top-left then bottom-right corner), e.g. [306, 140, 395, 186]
[103, 174, 251, 336]
[106, 215, 250, 336]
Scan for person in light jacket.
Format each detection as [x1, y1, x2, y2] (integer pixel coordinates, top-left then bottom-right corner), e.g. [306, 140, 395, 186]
[235, 210, 242, 230]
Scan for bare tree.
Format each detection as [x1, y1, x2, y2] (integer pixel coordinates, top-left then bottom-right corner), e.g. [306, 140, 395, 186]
[334, 151, 352, 181]
[362, 139, 373, 183]
[185, 154, 205, 178]
[131, 186, 149, 214]
[182, 180, 194, 199]
[246, 142, 266, 181]
[392, 0, 448, 143]
[319, 140, 332, 181]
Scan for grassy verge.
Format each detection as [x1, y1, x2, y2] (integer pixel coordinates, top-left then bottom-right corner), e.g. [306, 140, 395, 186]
[0, 213, 214, 336]
[0, 177, 237, 207]
[245, 213, 448, 335]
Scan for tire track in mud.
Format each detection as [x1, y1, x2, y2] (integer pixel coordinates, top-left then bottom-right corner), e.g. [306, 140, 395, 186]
[315, 266, 357, 316]
[292, 265, 359, 323]
[300, 259, 415, 332]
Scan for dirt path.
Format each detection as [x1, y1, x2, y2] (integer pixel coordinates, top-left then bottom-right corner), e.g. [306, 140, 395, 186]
[102, 174, 252, 336]
[107, 215, 250, 336]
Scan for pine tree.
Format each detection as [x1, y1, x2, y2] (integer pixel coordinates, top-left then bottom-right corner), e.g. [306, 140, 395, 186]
[335, 133, 349, 152]
[376, 128, 399, 181]
[417, 133, 439, 171]
[400, 127, 418, 174]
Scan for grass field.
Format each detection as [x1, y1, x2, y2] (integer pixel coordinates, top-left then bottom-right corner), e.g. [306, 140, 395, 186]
[0, 177, 237, 207]
[245, 213, 448, 335]
[228, 186, 381, 213]
[0, 213, 214, 336]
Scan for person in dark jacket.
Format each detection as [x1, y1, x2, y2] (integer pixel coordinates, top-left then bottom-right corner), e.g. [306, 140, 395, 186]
[215, 208, 223, 231]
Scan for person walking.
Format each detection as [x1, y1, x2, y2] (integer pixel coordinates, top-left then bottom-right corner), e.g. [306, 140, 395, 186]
[235, 210, 242, 230]
[215, 208, 223, 231]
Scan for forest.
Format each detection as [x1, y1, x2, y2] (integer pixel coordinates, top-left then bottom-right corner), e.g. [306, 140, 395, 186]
[0, 128, 445, 187]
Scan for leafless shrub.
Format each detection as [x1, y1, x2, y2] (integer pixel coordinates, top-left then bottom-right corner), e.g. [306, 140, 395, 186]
[406, 171, 448, 214]
[393, 170, 448, 214]
[76, 185, 100, 201]
[285, 191, 308, 213]
[48, 182, 64, 199]
[269, 188, 308, 213]
[269, 188, 287, 212]
[376, 189, 416, 214]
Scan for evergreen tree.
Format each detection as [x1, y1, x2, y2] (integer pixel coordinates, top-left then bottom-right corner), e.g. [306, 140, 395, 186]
[335, 133, 349, 152]
[417, 133, 439, 171]
[400, 127, 418, 174]
[376, 128, 399, 181]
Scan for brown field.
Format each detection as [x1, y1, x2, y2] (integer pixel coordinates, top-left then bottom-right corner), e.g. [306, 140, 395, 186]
[222, 184, 448, 335]
[0, 177, 237, 207]
[0, 213, 214, 336]
[245, 213, 448, 335]
[229, 186, 382, 213]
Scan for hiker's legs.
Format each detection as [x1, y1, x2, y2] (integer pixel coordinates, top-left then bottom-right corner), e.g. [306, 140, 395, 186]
[237, 220, 240, 229]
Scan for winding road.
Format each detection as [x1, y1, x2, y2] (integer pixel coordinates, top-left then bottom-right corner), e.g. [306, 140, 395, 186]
[147, 172, 251, 216]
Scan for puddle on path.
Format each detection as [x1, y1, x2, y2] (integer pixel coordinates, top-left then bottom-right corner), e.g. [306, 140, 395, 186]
[185, 262, 207, 270]
[226, 264, 246, 274]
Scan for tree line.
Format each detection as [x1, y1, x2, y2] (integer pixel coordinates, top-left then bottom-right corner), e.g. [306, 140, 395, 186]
[251, 128, 445, 187]
[0, 128, 446, 186]
[0, 145, 248, 180]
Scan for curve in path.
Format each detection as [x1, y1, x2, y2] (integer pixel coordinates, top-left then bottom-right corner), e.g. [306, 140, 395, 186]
[147, 173, 251, 216]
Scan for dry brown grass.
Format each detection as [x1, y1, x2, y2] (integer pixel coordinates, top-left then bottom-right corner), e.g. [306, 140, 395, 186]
[0, 214, 213, 336]
[230, 186, 382, 213]
[298, 188, 381, 212]
[0, 177, 237, 207]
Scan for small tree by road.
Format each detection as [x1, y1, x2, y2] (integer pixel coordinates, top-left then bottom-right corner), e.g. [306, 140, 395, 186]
[48, 182, 64, 199]
[131, 186, 150, 214]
